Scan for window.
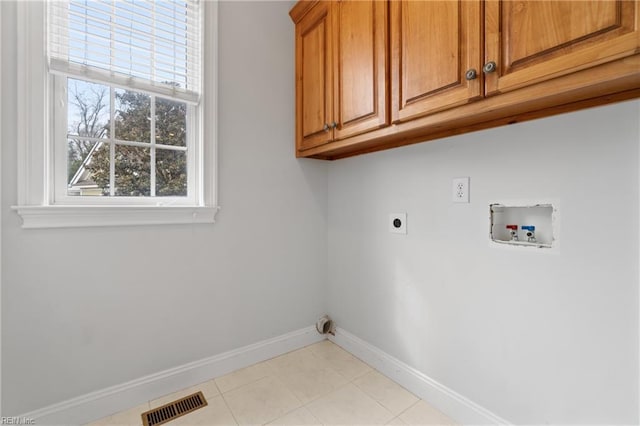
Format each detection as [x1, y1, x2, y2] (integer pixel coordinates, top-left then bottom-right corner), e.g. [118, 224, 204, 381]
[57, 78, 193, 201]
[13, 0, 218, 228]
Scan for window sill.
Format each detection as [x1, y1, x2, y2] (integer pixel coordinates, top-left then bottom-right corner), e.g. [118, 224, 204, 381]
[11, 205, 220, 229]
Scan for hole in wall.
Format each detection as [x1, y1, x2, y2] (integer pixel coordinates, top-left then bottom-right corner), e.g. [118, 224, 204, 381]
[490, 203, 555, 248]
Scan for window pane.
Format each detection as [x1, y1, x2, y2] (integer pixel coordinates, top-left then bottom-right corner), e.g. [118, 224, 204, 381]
[115, 145, 151, 196]
[115, 89, 150, 143]
[156, 98, 186, 147]
[67, 78, 110, 138]
[67, 139, 110, 196]
[156, 149, 187, 196]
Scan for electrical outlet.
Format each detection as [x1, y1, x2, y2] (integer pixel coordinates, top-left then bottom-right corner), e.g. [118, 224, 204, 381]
[452, 177, 470, 203]
[389, 213, 407, 234]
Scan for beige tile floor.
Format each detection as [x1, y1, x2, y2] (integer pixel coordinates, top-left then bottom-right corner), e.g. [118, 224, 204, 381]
[87, 341, 456, 426]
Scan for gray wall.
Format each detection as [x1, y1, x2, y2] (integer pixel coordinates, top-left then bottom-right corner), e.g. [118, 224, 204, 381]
[2, 0, 639, 422]
[327, 100, 640, 423]
[1, 1, 328, 415]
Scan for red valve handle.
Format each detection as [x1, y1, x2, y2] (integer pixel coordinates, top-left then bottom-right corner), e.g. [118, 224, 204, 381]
[506, 225, 518, 230]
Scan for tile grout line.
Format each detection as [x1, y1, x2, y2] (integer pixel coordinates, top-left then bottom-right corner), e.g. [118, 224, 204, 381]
[394, 398, 421, 419]
[312, 345, 397, 422]
[312, 342, 422, 424]
[212, 356, 286, 423]
[217, 387, 240, 426]
[266, 343, 356, 421]
[327, 341, 429, 423]
[214, 367, 273, 395]
[294, 343, 397, 423]
[219, 373, 306, 426]
[262, 373, 306, 425]
[307, 343, 372, 385]
[342, 366, 397, 424]
[350, 375, 412, 420]
[268, 346, 347, 407]
[302, 380, 352, 407]
[264, 398, 320, 426]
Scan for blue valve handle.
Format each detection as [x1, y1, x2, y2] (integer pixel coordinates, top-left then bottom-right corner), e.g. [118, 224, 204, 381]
[521, 225, 536, 231]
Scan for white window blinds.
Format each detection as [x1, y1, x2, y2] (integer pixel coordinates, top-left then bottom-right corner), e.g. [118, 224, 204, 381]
[48, 0, 201, 104]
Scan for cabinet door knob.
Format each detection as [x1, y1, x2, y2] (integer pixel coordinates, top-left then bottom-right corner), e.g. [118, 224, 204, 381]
[323, 123, 330, 132]
[465, 68, 478, 80]
[330, 121, 338, 129]
[483, 61, 497, 74]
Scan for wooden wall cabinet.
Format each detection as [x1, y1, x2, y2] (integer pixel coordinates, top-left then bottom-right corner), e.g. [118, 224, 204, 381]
[291, 0, 640, 160]
[291, 0, 388, 152]
[485, 0, 640, 95]
[390, 0, 483, 123]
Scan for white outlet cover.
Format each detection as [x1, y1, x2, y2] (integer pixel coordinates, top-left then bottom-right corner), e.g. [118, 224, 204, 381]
[389, 213, 407, 234]
[452, 177, 470, 203]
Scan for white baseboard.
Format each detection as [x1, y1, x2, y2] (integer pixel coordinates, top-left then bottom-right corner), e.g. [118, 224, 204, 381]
[21, 326, 325, 425]
[329, 328, 511, 425]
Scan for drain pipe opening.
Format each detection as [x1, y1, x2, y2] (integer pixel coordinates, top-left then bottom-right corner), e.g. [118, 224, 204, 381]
[316, 315, 334, 335]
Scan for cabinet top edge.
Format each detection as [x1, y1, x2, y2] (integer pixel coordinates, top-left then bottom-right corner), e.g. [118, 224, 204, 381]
[289, 0, 320, 23]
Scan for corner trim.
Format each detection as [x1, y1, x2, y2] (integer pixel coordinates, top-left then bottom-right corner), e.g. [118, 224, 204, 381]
[329, 328, 512, 425]
[20, 326, 324, 425]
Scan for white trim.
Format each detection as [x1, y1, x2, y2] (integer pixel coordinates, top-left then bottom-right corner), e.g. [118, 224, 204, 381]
[20, 326, 325, 425]
[16, 1, 48, 207]
[202, 0, 218, 211]
[329, 328, 512, 425]
[12, 205, 220, 229]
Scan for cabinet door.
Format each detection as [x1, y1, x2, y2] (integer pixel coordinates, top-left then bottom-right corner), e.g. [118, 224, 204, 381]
[485, 0, 640, 96]
[296, 2, 333, 151]
[391, 1, 482, 123]
[332, 0, 388, 140]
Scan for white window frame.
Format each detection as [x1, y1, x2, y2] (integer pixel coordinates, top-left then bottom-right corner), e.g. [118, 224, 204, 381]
[12, 0, 219, 229]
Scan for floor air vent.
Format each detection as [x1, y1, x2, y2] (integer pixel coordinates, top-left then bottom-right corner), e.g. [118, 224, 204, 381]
[141, 391, 208, 426]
